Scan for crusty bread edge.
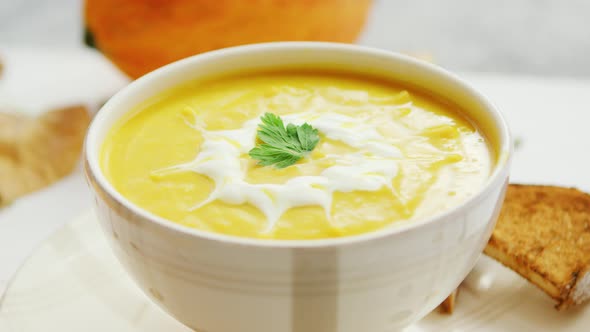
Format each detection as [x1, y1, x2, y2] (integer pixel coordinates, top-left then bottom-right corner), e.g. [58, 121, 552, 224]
[560, 265, 590, 309]
[484, 240, 579, 310]
[484, 184, 590, 310]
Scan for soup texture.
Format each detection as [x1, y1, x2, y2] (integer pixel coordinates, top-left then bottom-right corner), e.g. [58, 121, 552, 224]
[101, 72, 492, 240]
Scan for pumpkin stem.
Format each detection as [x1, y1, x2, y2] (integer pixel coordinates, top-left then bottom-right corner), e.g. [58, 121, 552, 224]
[83, 27, 97, 49]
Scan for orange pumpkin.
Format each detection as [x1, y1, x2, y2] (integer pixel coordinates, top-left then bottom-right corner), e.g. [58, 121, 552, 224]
[84, 0, 373, 78]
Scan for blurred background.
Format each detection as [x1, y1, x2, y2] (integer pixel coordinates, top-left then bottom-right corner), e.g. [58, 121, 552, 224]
[1, 0, 589, 77]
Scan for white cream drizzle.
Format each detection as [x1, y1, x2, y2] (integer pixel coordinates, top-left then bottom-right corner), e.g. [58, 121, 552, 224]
[152, 109, 404, 232]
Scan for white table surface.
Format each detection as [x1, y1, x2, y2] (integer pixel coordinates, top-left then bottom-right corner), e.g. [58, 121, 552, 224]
[1, 47, 589, 298]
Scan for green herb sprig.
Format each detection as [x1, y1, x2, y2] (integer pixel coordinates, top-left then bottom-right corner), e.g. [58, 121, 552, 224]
[248, 113, 320, 168]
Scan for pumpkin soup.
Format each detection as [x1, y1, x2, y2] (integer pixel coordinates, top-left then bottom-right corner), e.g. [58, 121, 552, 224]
[101, 72, 492, 240]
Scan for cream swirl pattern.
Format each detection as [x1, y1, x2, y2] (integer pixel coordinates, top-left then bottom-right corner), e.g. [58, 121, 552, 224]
[152, 109, 403, 232]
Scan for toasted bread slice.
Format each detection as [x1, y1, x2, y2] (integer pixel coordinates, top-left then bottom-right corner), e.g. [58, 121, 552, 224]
[438, 287, 459, 314]
[484, 184, 590, 309]
[0, 106, 90, 205]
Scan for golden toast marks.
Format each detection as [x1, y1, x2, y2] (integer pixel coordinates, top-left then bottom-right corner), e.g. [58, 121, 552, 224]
[484, 184, 590, 309]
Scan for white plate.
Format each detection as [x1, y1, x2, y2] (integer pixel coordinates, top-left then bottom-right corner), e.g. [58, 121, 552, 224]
[0, 213, 588, 331]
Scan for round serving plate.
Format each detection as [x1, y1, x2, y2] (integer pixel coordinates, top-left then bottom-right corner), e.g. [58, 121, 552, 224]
[0, 213, 588, 332]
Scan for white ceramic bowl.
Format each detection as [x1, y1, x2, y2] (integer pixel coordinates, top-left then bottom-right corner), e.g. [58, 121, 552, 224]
[84, 42, 511, 332]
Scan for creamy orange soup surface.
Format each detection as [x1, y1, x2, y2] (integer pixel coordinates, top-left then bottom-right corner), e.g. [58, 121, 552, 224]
[101, 71, 494, 240]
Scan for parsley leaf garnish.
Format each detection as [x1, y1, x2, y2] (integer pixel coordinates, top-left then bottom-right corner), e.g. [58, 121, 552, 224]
[248, 113, 320, 168]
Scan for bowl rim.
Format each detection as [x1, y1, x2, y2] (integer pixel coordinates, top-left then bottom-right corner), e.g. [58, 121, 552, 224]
[85, 41, 512, 248]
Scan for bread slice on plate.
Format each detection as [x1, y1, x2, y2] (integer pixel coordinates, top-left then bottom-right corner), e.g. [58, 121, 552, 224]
[0, 106, 90, 205]
[484, 184, 590, 309]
